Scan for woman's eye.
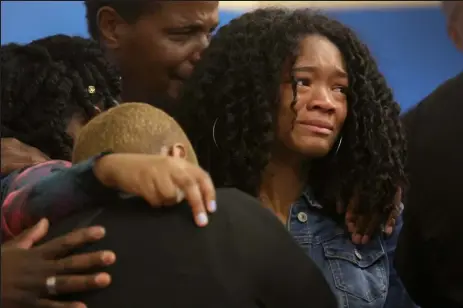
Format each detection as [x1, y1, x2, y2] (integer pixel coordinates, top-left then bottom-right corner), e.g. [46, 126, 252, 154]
[333, 86, 348, 94]
[295, 78, 311, 87]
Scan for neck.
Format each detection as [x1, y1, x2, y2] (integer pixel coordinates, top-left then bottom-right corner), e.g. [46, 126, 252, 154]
[103, 48, 149, 103]
[121, 79, 149, 103]
[260, 152, 308, 221]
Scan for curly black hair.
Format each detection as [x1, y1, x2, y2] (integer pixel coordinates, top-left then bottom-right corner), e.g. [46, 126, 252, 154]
[179, 8, 407, 219]
[1, 35, 121, 160]
[84, 0, 159, 40]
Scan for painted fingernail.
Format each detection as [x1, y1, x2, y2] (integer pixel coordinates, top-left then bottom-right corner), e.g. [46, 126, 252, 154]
[95, 273, 111, 286]
[208, 200, 217, 213]
[196, 213, 208, 227]
[90, 227, 106, 238]
[102, 251, 116, 264]
[386, 226, 393, 235]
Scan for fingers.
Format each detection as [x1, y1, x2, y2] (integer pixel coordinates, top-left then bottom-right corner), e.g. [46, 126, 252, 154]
[360, 215, 383, 245]
[35, 226, 106, 259]
[195, 169, 216, 213]
[43, 273, 111, 295]
[1, 161, 36, 174]
[174, 169, 209, 227]
[152, 172, 180, 206]
[345, 211, 356, 234]
[345, 192, 358, 234]
[36, 299, 87, 308]
[17, 140, 51, 161]
[350, 215, 365, 245]
[137, 156, 216, 227]
[384, 204, 400, 236]
[393, 186, 402, 205]
[54, 250, 116, 274]
[10, 218, 50, 249]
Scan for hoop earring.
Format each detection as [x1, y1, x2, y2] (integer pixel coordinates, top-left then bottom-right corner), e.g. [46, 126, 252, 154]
[333, 136, 343, 156]
[212, 117, 219, 149]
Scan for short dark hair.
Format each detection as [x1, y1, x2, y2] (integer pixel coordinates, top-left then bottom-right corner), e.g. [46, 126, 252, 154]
[1, 35, 121, 160]
[84, 0, 158, 40]
[179, 8, 406, 219]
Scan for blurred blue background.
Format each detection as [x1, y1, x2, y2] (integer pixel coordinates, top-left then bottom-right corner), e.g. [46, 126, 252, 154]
[2, 1, 461, 111]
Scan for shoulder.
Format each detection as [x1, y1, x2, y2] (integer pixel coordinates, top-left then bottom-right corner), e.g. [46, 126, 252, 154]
[407, 72, 463, 125]
[419, 72, 463, 107]
[215, 188, 285, 230]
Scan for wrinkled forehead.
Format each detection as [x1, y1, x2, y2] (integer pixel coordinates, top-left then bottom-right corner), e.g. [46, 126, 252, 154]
[155, 1, 219, 26]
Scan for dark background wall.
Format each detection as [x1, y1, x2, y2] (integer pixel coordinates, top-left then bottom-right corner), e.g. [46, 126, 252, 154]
[2, 1, 461, 111]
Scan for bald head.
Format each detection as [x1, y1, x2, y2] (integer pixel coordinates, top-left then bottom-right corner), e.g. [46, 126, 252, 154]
[442, 1, 463, 51]
[73, 103, 197, 164]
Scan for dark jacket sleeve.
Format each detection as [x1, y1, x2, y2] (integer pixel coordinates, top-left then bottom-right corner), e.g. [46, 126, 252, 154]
[395, 105, 426, 304]
[396, 73, 463, 307]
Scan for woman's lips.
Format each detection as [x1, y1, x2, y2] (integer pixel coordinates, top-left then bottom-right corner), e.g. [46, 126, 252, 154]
[295, 119, 334, 136]
[296, 123, 333, 135]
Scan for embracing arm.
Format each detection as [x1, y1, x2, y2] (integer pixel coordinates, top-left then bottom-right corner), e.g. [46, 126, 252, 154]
[1, 155, 114, 242]
[1, 138, 50, 175]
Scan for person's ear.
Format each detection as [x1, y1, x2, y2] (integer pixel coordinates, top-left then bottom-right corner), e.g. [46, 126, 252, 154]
[97, 6, 130, 50]
[168, 143, 186, 159]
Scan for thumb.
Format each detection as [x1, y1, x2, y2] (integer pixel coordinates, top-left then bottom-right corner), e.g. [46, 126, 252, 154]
[12, 218, 49, 249]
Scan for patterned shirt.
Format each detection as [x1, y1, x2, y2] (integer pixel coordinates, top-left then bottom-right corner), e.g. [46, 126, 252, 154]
[1, 156, 110, 242]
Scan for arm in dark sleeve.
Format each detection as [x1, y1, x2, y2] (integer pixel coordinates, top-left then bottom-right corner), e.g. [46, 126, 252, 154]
[1, 154, 114, 241]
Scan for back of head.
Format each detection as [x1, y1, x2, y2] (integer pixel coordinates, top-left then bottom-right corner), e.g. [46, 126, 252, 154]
[84, 0, 157, 40]
[1, 35, 120, 160]
[442, 1, 462, 20]
[73, 102, 197, 164]
[442, 1, 463, 51]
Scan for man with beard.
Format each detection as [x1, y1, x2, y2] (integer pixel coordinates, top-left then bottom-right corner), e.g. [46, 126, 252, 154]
[395, 2, 463, 307]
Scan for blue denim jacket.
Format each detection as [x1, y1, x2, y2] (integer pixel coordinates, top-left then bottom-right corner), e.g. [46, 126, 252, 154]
[288, 188, 416, 308]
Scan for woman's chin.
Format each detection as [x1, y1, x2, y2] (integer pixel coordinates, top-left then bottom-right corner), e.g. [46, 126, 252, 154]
[291, 140, 333, 159]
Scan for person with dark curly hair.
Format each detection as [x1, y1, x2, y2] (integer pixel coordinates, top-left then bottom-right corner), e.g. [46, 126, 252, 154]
[176, 7, 414, 308]
[395, 2, 463, 307]
[2, 103, 335, 307]
[0, 35, 121, 308]
[1, 0, 219, 184]
[1, 35, 120, 161]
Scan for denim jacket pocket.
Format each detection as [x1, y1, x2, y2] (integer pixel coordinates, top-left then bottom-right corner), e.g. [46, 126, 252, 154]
[322, 235, 388, 303]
